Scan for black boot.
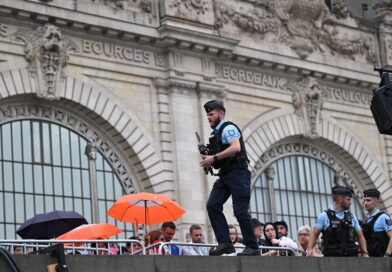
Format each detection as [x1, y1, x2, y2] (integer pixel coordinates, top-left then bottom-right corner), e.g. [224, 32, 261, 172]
[209, 243, 236, 256]
[237, 247, 260, 256]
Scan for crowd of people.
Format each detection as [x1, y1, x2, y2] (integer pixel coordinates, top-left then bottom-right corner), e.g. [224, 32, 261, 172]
[65, 184, 389, 257]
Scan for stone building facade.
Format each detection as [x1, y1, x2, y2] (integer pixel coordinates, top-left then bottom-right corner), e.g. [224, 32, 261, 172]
[0, 0, 391, 242]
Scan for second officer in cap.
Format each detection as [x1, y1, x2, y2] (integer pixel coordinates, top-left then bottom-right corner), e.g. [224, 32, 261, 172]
[200, 100, 259, 256]
[307, 186, 368, 257]
[362, 189, 392, 257]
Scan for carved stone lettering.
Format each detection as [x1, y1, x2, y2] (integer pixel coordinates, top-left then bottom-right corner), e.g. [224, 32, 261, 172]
[82, 39, 153, 65]
[324, 86, 372, 105]
[216, 64, 288, 90]
[0, 24, 9, 37]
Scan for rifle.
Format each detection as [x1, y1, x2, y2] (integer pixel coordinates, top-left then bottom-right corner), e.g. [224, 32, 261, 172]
[195, 132, 214, 176]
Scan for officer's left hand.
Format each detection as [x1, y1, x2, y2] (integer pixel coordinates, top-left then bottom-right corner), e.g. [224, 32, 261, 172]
[200, 155, 214, 168]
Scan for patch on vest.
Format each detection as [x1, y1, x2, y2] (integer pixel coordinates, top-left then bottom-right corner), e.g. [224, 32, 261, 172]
[386, 219, 392, 226]
[228, 130, 235, 136]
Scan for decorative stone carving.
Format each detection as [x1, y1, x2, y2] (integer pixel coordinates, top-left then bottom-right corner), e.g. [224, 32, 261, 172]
[326, 0, 350, 19]
[170, 0, 209, 15]
[165, 0, 214, 25]
[14, 24, 78, 100]
[252, 142, 360, 197]
[93, 0, 126, 8]
[91, 0, 152, 12]
[0, 103, 136, 193]
[374, 0, 392, 12]
[289, 77, 324, 139]
[214, 0, 376, 62]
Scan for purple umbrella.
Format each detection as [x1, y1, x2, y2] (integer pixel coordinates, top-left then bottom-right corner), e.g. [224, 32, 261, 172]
[16, 210, 88, 239]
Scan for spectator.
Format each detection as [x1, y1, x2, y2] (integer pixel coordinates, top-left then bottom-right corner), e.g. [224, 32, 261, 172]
[261, 222, 279, 256]
[90, 242, 108, 255]
[182, 224, 209, 256]
[252, 218, 265, 245]
[109, 242, 119, 255]
[146, 229, 165, 255]
[274, 220, 289, 238]
[12, 245, 23, 255]
[262, 222, 297, 256]
[295, 225, 322, 256]
[229, 224, 244, 253]
[161, 222, 181, 255]
[124, 236, 142, 255]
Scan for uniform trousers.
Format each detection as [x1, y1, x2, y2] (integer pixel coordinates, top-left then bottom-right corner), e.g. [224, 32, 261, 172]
[206, 168, 258, 249]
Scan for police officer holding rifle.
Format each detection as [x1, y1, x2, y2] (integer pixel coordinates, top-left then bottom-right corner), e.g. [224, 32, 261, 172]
[198, 100, 259, 256]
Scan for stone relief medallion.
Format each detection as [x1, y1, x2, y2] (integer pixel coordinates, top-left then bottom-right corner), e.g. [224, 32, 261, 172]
[289, 76, 324, 139]
[14, 24, 78, 100]
[214, 0, 376, 62]
[168, 0, 212, 23]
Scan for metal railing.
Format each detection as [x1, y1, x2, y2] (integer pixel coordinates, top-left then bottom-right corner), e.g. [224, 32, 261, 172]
[0, 240, 296, 256]
[0, 239, 145, 256]
[157, 242, 296, 256]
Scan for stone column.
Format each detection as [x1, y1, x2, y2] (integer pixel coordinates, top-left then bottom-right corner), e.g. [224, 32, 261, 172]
[265, 166, 277, 222]
[85, 140, 99, 224]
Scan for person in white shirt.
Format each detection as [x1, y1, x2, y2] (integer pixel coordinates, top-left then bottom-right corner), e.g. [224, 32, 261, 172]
[182, 224, 209, 256]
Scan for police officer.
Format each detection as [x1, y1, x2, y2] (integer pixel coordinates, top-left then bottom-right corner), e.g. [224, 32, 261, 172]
[307, 186, 368, 257]
[200, 100, 259, 256]
[362, 189, 392, 257]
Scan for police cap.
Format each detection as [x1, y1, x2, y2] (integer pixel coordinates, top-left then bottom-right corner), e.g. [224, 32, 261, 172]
[363, 189, 380, 199]
[203, 100, 225, 113]
[331, 185, 353, 197]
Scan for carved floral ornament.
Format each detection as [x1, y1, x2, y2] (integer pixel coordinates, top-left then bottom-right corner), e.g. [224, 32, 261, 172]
[214, 0, 376, 62]
[289, 76, 324, 139]
[0, 104, 136, 193]
[169, 0, 209, 15]
[91, 0, 153, 12]
[252, 142, 360, 197]
[14, 24, 78, 100]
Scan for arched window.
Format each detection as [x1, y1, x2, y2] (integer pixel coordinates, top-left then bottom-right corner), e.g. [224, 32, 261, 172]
[250, 155, 364, 235]
[0, 120, 134, 239]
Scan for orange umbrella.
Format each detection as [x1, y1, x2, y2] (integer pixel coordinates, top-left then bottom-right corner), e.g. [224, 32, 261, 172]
[107, 192, 185, 226]
[55, 223, 122, 241]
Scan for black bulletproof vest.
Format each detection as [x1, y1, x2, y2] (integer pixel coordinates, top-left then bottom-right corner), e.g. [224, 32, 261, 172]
[208, 121, 249, 176]
[321, 209, 358, 257]
[363, 212, 389, 257]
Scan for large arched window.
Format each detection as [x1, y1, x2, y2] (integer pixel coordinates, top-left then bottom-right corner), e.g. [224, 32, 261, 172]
[250, 155, 364, 235]
[0, 120, 134, 239]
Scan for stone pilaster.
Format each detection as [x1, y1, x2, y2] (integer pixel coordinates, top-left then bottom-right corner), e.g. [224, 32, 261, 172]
[373, 2, 392, 68]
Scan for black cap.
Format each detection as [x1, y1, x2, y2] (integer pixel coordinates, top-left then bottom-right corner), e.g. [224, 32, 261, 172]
[252, 218, 264, 228]
[332, 185, 353, 196]
[203, 100, 225, 113]
[363, 189, 380, 198]
[274, 220, 288, 231]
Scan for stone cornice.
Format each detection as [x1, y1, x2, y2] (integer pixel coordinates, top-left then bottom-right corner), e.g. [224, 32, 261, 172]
[0, 4, 380, 88]
[196, 82, 228, 99]
[153, 77, 227, 98]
